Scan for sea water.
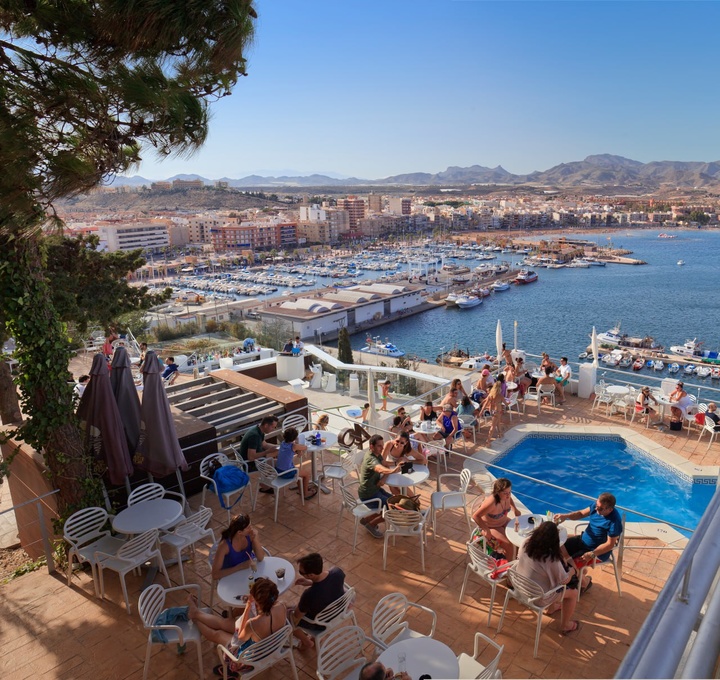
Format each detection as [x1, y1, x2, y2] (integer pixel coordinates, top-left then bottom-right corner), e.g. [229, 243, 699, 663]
[349, 229, 720, 362]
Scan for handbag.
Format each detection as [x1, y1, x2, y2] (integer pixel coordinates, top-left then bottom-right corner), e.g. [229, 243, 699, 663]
[387, 493, 422, 512]
[400, 461, 414, 474]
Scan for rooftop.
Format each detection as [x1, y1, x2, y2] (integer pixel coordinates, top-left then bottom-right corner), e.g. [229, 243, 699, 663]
[2, 353, 718, 680]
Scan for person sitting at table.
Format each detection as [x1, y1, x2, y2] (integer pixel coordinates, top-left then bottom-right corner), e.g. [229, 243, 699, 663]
[433, 403, 462, 448]
[458, 395, 479, 432]
[480, 381, 505, 446]
[450, 377, 468, 399]
[540, 352, 557, 374]
[277, 427, 316, 499]
[238, 415, 279, 492]
[188, 577, 287, 672]
[535, 366, 557, 403]
[419, 400, 437, 422]
[514, 357, 532, 396]
[439, 386, 460, 410]
[635, 386, 658, 417]
[290, 552, 346, 650]
[383, 430, 417, 467]
[212, 514, 265, 580]
[669, 381, 692, 421]
[471, 477, 521, 557]
[358, 435, 401, 539]
[161, 356, 179, 384]
[704, 402, 720, 431]
[395, 406, 413, 430]
[555, 492, 623, 593]
[554, 357, 571, 405]
[516, 521, 581, 636]
[314, 413, 330, 430]
[359, 662, 411, 680]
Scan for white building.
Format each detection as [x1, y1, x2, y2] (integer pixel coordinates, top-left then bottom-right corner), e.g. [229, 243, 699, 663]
[97, 221, 170, 252]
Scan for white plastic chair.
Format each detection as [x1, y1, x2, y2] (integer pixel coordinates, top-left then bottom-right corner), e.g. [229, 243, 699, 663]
[458, 414, 477, 445]
[64, 506, 126, 596]
[320, 448, 356, 501]
[504, 391, 522, 420]
[523, 384, 555, 414]
[128, 482, 187, 511]
[316, 625, 371, 680]
[200, 453, 251, 521]
[255, 457, 304, 522]
[424, 441, 448, 473]
[457, 631, 505, 679]
[138, 583, 206, 680]
[629, 397, 652, 428]
[698, 411, 719, 449]
[382, 508, 426, 573]
[591, 385, 613, 414]
[574, 518, 624, 601]
[298, 586, 357, 647]
[336, 480, 382, 553]
[683, 404, 701, 437]
[459, 540, 511, 627]
[496, 564, 565, 658]
[282, 413, 308, 432]
[216, 623, 298, 680]
[428, 469, 472, 538]
[95, 528, 170, 614]
[159, 506, 215, 585]
[613, 393, 635, 420]
[370, 592, 437, 650]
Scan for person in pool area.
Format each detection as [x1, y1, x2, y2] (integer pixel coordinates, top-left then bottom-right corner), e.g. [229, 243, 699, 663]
[277, 427, 316, 499]
[669, 381, 692, 421]
[188, 577, 288, 676]
[380, 380, 391, 411]
[555, 492, 623, 593]
[554, 357, 572, 404]
[704, 402, 720, 431]
[211, 514, 265, 581]
[516, 521, 582, 636]
[635, 386, 658, 418]
[471, 477, 521, 557]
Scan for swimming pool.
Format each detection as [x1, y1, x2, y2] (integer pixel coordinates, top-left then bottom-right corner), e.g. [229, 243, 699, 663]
[492, 435, 716, 535]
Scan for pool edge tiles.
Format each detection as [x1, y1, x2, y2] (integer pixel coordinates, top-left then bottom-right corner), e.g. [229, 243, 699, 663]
[493, 425, 719, 485]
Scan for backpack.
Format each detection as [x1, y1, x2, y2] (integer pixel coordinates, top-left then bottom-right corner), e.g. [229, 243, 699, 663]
[213, 465, 250, 509]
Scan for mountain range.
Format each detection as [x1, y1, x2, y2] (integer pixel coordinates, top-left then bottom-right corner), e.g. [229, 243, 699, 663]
[109, 155, 720, 190]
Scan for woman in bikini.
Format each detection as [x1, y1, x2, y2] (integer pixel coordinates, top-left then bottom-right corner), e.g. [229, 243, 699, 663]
[211, 514, 265, 581]
[480, 381, 505, 446]
[471, 477, 521, 557]
[189, 577, 299, 675]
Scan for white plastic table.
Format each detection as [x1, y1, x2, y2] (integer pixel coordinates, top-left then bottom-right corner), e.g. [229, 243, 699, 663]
[378, 637, 459, 680]
[605, 385, 630, 397]
[112, 499, 183, 535]
[217, 556, 295, 607]
[506, 514, 567, 551]
[385, 464, 429, 489]
[304, 430, 338, 493]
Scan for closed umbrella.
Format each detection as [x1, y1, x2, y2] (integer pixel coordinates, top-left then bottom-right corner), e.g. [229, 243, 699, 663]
[495, 319, 503, 370]
[77, 353, 134, 486]
[135, 350, 188, 478]
[110, 347, 142, 453]
[365, 369, 378, 428]
[592, 326, 599, 368]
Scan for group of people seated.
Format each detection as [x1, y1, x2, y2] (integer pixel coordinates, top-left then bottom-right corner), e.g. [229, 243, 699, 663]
[472, 479, 622, 636]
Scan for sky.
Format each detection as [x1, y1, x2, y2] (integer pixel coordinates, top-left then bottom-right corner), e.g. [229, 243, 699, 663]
[132, 1, 720, 181]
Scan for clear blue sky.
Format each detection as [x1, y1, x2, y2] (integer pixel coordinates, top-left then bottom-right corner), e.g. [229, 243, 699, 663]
[133, 1, 720, 181]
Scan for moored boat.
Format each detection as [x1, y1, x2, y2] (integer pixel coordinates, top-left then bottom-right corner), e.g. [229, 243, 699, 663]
[360, 336, 405, 358]
[683, 364, 696, 375]
[445, 293, 459, 307]
[632, 358, 645, 371]
[619, 355, 633, 368]
[456, 294, 482, 309]
[515, 269, 538, 284]
[668, 363, 680, 374]
[695, 366, 712, 378]
[670, 339, 720, 361]
[711, 367, 720, 380]
[491, 281, 510, 292]
[653, 360, 665, 371]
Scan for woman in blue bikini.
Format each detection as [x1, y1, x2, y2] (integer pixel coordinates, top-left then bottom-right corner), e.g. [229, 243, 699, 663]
[471, 478, 521, 557]
[211, 514, 265, 581]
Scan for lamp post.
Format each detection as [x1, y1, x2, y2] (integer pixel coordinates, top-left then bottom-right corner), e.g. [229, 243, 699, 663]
[440, 346, 446, 378]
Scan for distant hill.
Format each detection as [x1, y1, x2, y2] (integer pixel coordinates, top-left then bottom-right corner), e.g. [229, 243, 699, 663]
[107, 155, 720, 191]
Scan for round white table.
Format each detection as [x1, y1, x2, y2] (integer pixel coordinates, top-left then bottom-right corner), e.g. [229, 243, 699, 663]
[506, 514, 567, 551]
[217, 556, 295, 607]
[378, 637, 459, 680]
[605, 385, 630, 397]
[385, 464, 429, 488]
[304, 430, 338, 493]
[417, 421, 440, 435]
[505, 381, 518, 391]
[112, 499, 184, 535]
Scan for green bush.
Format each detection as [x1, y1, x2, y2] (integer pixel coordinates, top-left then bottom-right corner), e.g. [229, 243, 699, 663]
[155, 322, 200, 342]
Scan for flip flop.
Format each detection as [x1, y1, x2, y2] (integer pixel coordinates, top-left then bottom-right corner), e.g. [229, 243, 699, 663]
[304, 488, 318, 500]
[561, 620, 582, 636]
[212, 664, 238, 679]
[581, 577, 593, 595]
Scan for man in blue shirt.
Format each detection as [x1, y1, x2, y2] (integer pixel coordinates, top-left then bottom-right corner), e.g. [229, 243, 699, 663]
[556, 492, 623, 592]
[161, 356, 179, 383]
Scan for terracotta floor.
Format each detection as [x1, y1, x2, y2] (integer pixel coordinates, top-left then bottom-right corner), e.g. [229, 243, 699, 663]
[1, 387, 716, 680]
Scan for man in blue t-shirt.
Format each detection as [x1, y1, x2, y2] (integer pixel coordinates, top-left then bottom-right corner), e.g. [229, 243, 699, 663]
[556, 492, 623, 592]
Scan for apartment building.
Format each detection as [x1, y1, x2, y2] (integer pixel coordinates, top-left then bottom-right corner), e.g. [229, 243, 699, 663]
[188, 214, 228, 244]
[388, 197, 412, 215]
[210, 221, 298, 252]
[367, 193, 383, 212]
[172, 178, 204, 189]
[337, 196, 366, 230]
[97, 220, 170, 252]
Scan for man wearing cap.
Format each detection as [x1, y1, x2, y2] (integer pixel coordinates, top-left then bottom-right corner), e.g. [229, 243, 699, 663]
[669, 381, 692, 421]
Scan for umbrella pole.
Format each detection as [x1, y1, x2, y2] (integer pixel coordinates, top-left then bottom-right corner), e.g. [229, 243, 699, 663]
[124, 476, 131, 497]
[101, 481, 112, 513]
[176, 469, 188, 513]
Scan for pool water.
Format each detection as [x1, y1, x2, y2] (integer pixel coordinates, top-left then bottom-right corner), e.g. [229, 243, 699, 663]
[493, 435, 716, 535]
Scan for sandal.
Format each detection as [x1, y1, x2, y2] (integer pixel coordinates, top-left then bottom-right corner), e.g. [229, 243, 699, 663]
[304, 487, 318, 500]
[212, 664, 238, 679]
[561, 620, 582, 636]
[581, 577, 593, 595]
